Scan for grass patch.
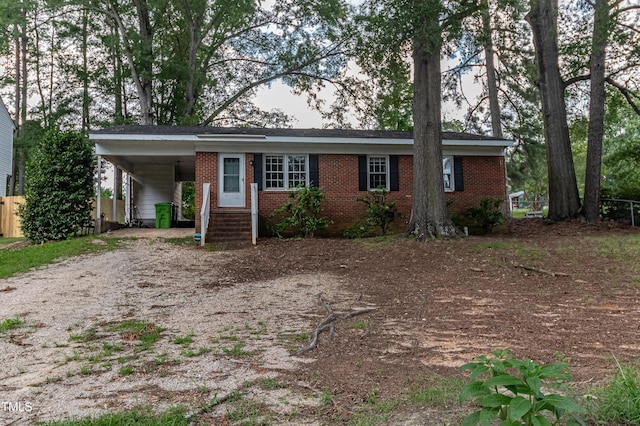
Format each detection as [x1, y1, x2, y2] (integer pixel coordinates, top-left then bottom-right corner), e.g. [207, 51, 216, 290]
[40, 406, 190, 425]
[410, 375, 464, 407]
[222, 342, 252, 357]
[180, 347, 212, 358]
[69, 327, 98, 343]
[0, 237, 26, 245]
[0, 316, 25, 333]
[586, 361, 640, 424]
[352, 233, 404, 248]
[161, 237, 194, 246]
[0, 236, 121, 279]
[470, 240, 549, 260]
[106, 319, 163, 352]
[587, 235, 640, 260]
[350, 320, 368, 330]
[173, 333, 194, 347]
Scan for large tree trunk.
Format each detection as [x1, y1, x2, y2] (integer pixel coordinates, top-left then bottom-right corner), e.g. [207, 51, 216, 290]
[526, 0, 581, 221]
[584, 0, 609, 222]
[405, 11, 460, 240]
[481, 0, 503, 138]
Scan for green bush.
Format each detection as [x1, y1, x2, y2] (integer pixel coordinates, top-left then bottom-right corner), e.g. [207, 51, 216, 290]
[459, 349, 585, 426]
[270, 184, 331, 238]
[466, 198, 505, 234]
[357, 186, 399, 235]
[19, 130, 96, 243]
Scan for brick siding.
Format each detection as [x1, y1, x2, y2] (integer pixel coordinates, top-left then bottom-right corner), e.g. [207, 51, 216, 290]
[195, 152, 507, 235]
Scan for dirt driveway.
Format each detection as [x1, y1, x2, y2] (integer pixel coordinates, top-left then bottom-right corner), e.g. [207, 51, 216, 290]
[1, 220, 639, 425]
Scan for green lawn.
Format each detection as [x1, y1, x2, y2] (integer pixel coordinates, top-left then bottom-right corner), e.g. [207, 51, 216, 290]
[0, 236, 121, 279]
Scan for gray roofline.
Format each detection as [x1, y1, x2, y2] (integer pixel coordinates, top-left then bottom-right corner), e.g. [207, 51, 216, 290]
[90, 125, 513, 143]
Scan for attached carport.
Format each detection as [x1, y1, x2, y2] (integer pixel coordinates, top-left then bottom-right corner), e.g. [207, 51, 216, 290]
[90, 128, 197, 230]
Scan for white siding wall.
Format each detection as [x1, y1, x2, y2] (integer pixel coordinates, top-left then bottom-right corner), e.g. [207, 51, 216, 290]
[0, 102, 14, 197]
[132, 165, 175, 221]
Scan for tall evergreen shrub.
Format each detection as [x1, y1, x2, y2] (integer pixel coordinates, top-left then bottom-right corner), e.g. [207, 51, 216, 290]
[20, 130, 96, 242]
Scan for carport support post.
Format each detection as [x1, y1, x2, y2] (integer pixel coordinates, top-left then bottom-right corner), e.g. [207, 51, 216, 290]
[96, 155, 102, 234]
[113, 166, 118, 224]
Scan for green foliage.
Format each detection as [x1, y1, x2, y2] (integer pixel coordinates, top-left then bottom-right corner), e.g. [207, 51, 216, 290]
[0, 236, 120, 279]
[19, 130, 96, 243]
[465, 198, 505, 234]
[586, 361, 640, 425]
[459, 349, 586, 426]
[270, 185, 331, 238]
[181, 182, 195, 220]
[41, 406, 190, 426]
[357, 186, 399, 235]
[0, 317, 25, 334]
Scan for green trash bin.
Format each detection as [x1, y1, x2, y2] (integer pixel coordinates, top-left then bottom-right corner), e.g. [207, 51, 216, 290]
[155, 203, 172, 228]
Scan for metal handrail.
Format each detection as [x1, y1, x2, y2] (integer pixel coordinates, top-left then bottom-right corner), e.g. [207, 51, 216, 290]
[601, 198, 638, 227]
[200, 183, 211, 246]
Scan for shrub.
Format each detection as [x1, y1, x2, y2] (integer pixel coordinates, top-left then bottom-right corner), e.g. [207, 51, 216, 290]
[466, 198, 505, 234]
[357, 186, 399, 235]
[270, 184, 331, 238]
[459, 349, 585, 426]
[19, 130, 96, 243]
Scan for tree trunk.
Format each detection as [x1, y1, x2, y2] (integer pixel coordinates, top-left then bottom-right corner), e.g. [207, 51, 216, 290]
[82, 7, 90, 132]
[481, 0, 503, 138]
[108, 0, 154, 125]
[526, 0, 581, 221]
[405, 11, 460, 240]
[584, 0, 609, 222]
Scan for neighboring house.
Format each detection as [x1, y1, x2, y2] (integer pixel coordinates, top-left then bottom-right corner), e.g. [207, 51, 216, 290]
[90, 126, 513, 241]
[0, 99, 15, 197]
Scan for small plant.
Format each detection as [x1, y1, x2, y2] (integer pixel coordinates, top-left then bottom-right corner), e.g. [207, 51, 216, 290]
[465, 198, 505, 234]
[222, 342, 252, 357]
[119, 365, 134, 376]
[357, 186, 399, 235]
[350, 320, 368, 330]
[0, 317, 25, 333]
[270, 184, 331, 238]
[459, 349, 585, 425]
[173, 333, 194, 347]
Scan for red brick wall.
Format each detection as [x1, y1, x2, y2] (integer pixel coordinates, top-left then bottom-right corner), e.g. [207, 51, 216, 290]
[195, 152, 507, 234]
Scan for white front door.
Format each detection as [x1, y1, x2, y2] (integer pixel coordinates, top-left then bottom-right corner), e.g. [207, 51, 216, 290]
[218, 154, 245, 208]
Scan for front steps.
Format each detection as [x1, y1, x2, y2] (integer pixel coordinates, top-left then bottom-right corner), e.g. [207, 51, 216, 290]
[206, 209, 251, 244]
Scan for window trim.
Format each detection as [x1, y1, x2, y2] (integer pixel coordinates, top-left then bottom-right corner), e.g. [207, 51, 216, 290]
[443, 155, 454, 192]
[367, 155, 390, 191]
[263, 154, 310, 191]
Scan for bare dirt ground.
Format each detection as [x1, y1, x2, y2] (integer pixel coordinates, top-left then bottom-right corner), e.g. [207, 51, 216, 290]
[1, 220, 639, 425]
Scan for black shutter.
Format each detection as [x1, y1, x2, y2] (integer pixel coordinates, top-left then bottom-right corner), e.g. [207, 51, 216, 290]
[389, 155, 399, 191]
[454, 156, 464, 192]
[309, 155, 319, 187]
[254, 153, 263, 190]
[358, 155, 367, 191]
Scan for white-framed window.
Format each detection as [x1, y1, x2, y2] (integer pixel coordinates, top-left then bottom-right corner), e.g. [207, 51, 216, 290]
[264, 154, 308, 190]
[443, 156, 454, 192]
[368, 155, 389, 190]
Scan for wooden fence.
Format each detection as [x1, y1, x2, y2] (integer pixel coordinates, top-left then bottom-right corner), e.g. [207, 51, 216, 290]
[0, 197, 126, 239]
[0, 196, 25, 238]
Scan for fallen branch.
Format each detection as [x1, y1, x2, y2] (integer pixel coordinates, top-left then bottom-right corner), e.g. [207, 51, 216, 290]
[343, 308, 375, 319]
[295, 313, 336, 355]
[515, 264, 568, 277]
